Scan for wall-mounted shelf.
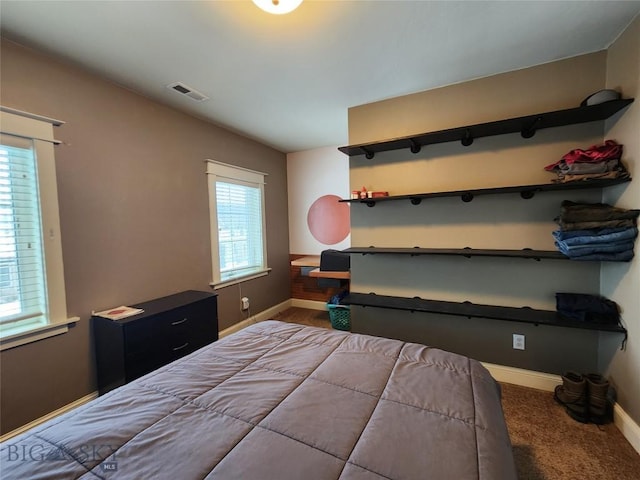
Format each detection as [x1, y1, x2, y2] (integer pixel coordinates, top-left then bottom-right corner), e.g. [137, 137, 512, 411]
[338, 98, 634, 158]
[342, 95, 634, 354]
[344, 293, 627, 339]
[344, 247, 569, 261]
[340, 176, 631, 206]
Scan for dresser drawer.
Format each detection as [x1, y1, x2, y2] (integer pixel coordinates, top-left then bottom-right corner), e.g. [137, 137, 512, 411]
[156, 303, 216, 356]
[156, 305, 201, 336]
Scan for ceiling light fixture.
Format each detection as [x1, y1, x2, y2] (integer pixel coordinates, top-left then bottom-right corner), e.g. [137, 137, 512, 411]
[252, 0, 303, 15]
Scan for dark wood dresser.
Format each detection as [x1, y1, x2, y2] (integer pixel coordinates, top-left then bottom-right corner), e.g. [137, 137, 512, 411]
[93, 290, 218, 394]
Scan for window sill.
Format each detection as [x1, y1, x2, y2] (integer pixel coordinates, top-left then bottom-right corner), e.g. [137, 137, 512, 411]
[210, 268, 272, 290]
[0, 317, 80, 351]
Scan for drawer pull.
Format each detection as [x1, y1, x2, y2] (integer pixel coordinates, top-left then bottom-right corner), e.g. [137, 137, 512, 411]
[172, 342, 189, 351]
[171, 318, 188, 326]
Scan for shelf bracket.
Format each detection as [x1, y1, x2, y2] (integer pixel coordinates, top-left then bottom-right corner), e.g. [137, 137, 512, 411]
[409, 139, 422, 154]
[520, 190, 535, 199]
[462, 300, 474, 319]
[409, 296, 422, 313]
[410, 197, 422, 206]
[461, 192, 474, 203]
[521, 116, 542, 139]
[361, 147, 375, 159]
[365, 200, 376, 207]
[461, 129, 474, 147]
[521, 247, 541, 261]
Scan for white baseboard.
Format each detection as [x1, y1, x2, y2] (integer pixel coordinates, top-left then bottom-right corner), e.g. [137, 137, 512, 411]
[252, 299, 293, 321]
[614, 403, 640, 454]
[290, 299, 327, 311]
[219, 299, 292, 338]
[482, 362, 562, 392]
[0, 391, 98, 443]
[483, 362, 640, 455]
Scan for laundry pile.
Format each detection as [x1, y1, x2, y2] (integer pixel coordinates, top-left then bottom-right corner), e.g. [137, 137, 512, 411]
[544, 140, 629, 183]
[553, 200, 639, 261]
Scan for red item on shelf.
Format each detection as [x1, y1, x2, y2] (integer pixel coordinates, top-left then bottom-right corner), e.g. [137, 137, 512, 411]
[544, 140, 623, 171]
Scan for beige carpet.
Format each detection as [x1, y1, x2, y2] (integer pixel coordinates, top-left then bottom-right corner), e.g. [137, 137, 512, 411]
[271, 307, 640, 479]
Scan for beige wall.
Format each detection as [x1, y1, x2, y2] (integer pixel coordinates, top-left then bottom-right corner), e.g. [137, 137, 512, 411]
[602, 15, 640, 424]
[0, 39, 290, 434]
[347, 48, 638, 418]
[349, 52, 608, 147]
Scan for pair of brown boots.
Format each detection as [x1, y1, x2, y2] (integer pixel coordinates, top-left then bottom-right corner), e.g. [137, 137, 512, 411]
[553, 371, 611, 424]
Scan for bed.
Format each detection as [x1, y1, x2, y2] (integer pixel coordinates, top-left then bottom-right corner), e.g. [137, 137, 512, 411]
[0, 320, 517, 479]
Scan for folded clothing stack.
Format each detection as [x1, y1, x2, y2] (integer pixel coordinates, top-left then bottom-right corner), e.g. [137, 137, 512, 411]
[556, 293, 620, 325]
[553, 200, 639, 261]
[544, 140, 629, 183]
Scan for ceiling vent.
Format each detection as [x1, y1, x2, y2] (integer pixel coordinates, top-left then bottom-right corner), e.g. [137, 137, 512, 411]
[167, 82, 209, 102]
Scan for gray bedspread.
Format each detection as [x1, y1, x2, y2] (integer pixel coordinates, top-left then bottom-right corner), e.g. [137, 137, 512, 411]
[0, 320, 517, 479]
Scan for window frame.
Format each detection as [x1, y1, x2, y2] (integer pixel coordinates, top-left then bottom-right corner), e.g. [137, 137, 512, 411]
[0, 108, 76, 350]
[205, 159, 270, 289]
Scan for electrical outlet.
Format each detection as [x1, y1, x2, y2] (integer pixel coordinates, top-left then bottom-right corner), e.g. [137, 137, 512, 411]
[513, 334, 525, 350]
[241, 297, 250, 311]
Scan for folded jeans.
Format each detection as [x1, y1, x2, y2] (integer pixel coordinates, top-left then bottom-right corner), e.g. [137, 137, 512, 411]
[552, 227, 638, 246]
[556, 240, 634, 256]
[565, 250, 634, 261]
[552, 226, 633, 241]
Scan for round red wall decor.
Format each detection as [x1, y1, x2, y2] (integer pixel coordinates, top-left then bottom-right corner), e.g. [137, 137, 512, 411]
[307, 195, 350, 245]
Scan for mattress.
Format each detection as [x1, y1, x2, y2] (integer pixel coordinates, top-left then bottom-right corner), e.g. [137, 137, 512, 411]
[0, 320, 517, 479]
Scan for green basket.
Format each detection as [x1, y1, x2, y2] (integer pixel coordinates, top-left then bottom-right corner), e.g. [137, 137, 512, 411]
[327, 303, 351, 331]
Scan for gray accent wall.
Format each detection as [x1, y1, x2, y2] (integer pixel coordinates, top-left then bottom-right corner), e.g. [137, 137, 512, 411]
[0, 39, 290, 434]
[352, 307, 600, 374]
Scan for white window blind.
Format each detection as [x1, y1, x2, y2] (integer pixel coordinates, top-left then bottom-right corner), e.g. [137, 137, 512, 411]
[0, 107, 73, 349]
[0, 135, 47, 330]
[216, 180, 264, 281]
[206, 160, 269, 288]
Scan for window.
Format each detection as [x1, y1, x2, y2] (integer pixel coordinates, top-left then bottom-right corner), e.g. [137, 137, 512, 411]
[0, 138, 46, 328]
[0, 108, 73, 349]
[206, 160, 269, 288]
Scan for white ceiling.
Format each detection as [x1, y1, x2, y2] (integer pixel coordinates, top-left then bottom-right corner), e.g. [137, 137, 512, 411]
[1, 1, 639, 153]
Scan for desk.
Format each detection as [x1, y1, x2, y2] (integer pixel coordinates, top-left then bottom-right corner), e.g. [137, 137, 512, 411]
[290, 255, 350, 279]
[309, 268, 350, 279]
[290, 255, 320, 267]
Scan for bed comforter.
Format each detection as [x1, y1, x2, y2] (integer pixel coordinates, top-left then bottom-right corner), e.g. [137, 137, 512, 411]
[0, 320, 517, 479]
